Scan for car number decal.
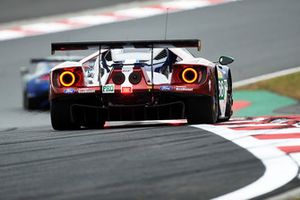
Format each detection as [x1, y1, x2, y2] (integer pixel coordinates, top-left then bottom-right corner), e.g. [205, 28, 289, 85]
[218, 79, 227, 100]
[102, 84, 115, 93]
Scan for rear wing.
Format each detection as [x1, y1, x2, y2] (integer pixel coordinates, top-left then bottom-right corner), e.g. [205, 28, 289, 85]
[51, 39, 201, 54]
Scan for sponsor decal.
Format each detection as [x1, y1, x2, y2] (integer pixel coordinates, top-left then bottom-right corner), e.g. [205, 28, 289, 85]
[102, 84, 115, 93]
[64, 88, 76, 94]
[122, 67, 132, 73]
[218, 79, 227, 100]
[160, 86, 173, 91]
[78, 88, 95, 94]
[218, 70, 224, 79]
[175, 86, 193, 91]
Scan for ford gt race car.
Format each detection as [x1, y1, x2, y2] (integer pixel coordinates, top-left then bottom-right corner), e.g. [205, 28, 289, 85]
[21, 56, 82, 110]
[50, 40, 234, 130]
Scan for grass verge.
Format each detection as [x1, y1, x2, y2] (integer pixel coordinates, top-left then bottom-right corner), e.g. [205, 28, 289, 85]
[236, 71, 300, 100]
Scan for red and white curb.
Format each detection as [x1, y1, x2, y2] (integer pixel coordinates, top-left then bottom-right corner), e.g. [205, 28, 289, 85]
[0, 0, 235, 41]
[193, 116, 300, 200]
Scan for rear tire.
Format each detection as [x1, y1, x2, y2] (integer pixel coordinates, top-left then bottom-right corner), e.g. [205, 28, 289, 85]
[187, 75, 219, 124]
[50, 100, 79, 130]
[219, 70, 233, 122]
[186, 96, 219, 124]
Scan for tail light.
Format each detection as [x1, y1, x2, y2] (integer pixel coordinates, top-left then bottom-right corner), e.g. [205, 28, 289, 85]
[52, 67, 84, 88]
[59, 71, 76, 87]
[171, 65, 206, 85]
[181, 68, 198, 84]
[121, 87, 132, 94]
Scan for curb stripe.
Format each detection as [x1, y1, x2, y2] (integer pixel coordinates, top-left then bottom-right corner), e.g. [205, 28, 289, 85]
[193, 124, 299, 200]
[0, 0, 235, 41]
[196, 116, 300, 199]
[279, 146, 300, 154]
[255, 133, 300, 140]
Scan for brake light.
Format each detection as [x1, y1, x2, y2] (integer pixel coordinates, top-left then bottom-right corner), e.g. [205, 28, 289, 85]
[181, 68, 198, 84]
[52, 67, 84, 88]
[121, 87, 132, 94]
[59, 71, 76, 87]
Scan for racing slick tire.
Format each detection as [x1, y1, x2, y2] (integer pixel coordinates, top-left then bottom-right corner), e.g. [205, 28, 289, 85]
[186, 76, 219, 124]
[50, 100, 79, 130]
[186, 95, 219, 124]
[218, 70, 233, 122]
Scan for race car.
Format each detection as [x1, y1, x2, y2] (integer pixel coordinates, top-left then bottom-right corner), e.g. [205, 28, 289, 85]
[20, 56, 82, 110]
[50, 39, 234, 130]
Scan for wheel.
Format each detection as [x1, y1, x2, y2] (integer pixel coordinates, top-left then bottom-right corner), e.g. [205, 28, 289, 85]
[218, 70, 233, 122]
[187, 77, 219, 124]
[23, 91, 28, 109]
[50, 100, 79, 130]
[23, 91, 37, 110]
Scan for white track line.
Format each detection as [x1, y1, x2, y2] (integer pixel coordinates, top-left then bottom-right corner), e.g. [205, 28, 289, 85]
[233, 66, 300, 88]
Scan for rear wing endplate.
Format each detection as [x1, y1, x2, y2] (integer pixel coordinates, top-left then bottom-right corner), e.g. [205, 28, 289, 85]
[51, 39, 201, 54]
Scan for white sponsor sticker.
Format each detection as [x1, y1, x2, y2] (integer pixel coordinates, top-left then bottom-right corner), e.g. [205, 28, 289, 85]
[102, 84, 115, 93]
[78, 88, 96, 94]
[175, 86, 193, 91]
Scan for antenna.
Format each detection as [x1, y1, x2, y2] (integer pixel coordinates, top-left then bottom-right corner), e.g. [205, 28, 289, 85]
[164, 8, 169, 40]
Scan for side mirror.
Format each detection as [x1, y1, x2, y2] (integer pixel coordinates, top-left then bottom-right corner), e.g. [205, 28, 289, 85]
[219, 56, 234, 65]
[20, 66, 29, 76]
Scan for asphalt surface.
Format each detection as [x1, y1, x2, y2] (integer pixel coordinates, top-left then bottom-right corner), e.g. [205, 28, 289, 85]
[1, 0, 300, 199]
[0, 0, 145, 24]
[0, 124, 263, 199]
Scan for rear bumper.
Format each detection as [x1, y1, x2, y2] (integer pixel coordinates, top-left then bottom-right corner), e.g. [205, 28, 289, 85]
[72, 101, 185, 122]
[51, 92, 212, 123]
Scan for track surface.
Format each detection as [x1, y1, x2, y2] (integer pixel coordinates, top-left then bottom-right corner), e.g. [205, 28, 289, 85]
[0, 0, 142, 24]
[0, 124, 263, 199]
[0, 0, 300, 199]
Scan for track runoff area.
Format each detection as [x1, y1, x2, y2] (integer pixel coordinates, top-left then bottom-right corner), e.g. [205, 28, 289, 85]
[1, 0, 300, 199]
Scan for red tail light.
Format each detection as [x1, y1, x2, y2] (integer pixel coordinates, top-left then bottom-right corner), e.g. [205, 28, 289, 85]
[121, 87, 132, 94]
[52, 67, 84, 88]
[59, 71, 76, 87]
[181, 68, 198, 83]
[171, 65, 205, 85]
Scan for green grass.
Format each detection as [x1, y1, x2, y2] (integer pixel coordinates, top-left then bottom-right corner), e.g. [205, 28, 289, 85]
[237, 71, 300, 100]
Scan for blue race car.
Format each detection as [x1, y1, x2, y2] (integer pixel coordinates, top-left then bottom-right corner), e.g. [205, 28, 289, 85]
[21, 56, 82, 110]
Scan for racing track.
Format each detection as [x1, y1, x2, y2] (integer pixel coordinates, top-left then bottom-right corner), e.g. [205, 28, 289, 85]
[1, 0, 300, 199]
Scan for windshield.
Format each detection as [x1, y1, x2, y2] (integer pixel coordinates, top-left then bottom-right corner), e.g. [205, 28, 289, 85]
[110, 48, 152, 62]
